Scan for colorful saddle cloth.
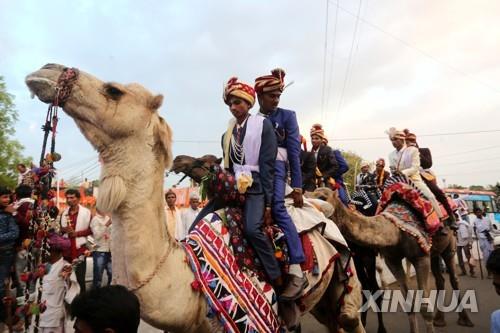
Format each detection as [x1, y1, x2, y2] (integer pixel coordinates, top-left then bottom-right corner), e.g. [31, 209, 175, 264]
[183, 209, 343, 332]
[377, 175, 441, 235]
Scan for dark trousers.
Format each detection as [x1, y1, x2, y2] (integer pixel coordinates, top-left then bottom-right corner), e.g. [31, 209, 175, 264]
[273, 161, 305, 265]
[92, 251, 112, 288]
[193, 195, 281, 281]
[75, 258, 87, 292]
[0, 249, 14, 322]
[457, 245, 473, 274]
[423, 178, 455, 221]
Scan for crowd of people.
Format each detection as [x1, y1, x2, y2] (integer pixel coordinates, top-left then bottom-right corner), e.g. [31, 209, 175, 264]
[1, 68, 499, 331]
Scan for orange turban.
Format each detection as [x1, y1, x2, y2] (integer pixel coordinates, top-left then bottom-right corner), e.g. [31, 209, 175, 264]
[254, 68, 286, 94]
[223, 77, 256, 107]
[310, 124, 328, 143]
[403, 129, 417, 143]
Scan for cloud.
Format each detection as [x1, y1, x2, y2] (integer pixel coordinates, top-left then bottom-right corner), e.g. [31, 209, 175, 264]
[2, 0, 500, 187]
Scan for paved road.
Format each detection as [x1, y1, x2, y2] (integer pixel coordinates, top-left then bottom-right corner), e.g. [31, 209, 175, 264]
[137, 266, 496, 333]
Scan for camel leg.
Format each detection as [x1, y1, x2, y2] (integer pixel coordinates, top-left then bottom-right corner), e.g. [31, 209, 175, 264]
[363, 253, 387, 333]
[442, 248, 474, 327]
[412, 256, 435, 333]
[430, 255, 446, 327]
[383, 257, 418, 333]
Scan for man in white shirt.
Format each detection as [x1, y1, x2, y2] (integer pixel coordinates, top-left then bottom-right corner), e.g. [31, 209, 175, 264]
[387, 128, 445, 224]
[60, 189, 92, 292]
[179, 192, 201, 241]
[473, 207, 494, 278]
[90, 209, 112, 288]
[456, 216, 475, 277]
[165, 189, 182, 241]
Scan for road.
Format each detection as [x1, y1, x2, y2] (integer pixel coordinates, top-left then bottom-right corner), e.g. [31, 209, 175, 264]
[137, 268, 497, 333]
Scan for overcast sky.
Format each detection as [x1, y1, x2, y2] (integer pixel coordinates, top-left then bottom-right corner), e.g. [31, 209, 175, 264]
[2, 0, 500, 188]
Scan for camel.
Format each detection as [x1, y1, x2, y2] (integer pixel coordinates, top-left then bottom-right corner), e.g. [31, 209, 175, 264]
[25, 64, 363, 333]
[26, 64, 214, 332]
[307, 187, 474, 333]
[172, 154, 366, 333]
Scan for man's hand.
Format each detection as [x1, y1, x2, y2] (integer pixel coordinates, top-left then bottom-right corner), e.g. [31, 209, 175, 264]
[66, 226, 76, 238]
[4, 204, 16, 214]
[60, 264, 73, 280]
[264, 207, 273, 226]
[291, 189, 304, 208]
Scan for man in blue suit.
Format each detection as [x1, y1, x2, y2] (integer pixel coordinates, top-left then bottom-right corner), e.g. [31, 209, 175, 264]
[255, 69, 307, 301]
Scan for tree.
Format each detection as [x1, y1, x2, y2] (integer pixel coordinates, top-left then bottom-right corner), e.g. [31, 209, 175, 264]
[0, 76, 29, 188]
[341, 150, 364, 192]
[447, 184, 466, 189]
[469, 185, 485, 191]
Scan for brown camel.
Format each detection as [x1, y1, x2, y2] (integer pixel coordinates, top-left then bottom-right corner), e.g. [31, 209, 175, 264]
[307, 187, 474, 333]
[171, 154, 366, 333]
[25, 64, 363, 333]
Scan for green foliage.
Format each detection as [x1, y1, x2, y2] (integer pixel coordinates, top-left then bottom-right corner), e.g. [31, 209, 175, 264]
[447, 184, 466, 189]
[341, 150, 363, 192]
[0, 76, 29, 188]
[469, 185, 486, 191]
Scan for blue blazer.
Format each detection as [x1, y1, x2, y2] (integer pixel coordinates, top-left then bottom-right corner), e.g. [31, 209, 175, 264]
[266, 108, 302, 189]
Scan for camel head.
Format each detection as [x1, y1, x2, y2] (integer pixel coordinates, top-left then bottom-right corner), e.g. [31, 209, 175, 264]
[25, 64, 173, 169]
[171, 154, 222, 183]
[306, 187, 343, 210]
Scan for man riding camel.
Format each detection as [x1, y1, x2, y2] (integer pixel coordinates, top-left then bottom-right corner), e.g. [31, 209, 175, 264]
[255, 69, 308, 301]
[310, 124, 350, 205]
[387, 128, 447, 233]
[194, 77, 301, 300]
[404, 129, 458, 230]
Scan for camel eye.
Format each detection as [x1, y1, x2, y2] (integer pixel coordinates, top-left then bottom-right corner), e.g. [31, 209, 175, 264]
[104, 84, 124, 100]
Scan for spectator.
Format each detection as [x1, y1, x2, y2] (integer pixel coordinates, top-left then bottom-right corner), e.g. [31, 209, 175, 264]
[71, 285, 140, 333]
[473, 207, 494, 279]
[164, 190, 181, 241]
[16, 163, 35, 188]
[13, 185, 34, 296]
[179, 192, 201, 241]
[0, 186, 19, 323]
[90, 209, 112, 288]
[38, 232, 80, 332]
[60, 189, 92, 292]
[456, 215, 475, 277]
[486, 249, 500, 332]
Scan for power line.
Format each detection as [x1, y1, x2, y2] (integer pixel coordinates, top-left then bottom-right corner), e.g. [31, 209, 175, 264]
[320, 0, 330, 118]
[327, 0, 500, 96]
[437, 155, 500, 167]
[436, 144, 500, 159]
[335, 0, 363, 124]
[324, 0, 340, 115]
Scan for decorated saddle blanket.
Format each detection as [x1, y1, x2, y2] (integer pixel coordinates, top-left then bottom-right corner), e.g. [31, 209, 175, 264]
[377, 175, 441, 234]
[380, 202, 432, 254]
[183, 208, 343, 332]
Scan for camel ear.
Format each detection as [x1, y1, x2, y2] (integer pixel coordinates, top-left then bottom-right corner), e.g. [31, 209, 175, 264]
[149, 94, 164, 111]
[154, 116, 173, 169]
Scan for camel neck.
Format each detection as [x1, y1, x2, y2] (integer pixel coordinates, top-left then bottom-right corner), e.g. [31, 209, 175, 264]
[332, 197, 399, 248]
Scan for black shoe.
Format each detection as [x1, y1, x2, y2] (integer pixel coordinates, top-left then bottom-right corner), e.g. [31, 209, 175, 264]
[279, 275, 309, 302]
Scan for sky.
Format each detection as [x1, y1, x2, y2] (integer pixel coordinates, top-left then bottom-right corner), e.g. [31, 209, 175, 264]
[1, 0, 500, 188]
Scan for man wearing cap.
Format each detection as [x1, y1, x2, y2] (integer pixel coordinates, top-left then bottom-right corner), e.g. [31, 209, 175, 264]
[255, 69, 308, 300]
[387, 128, 446, 230]
[179, 192, 201, 241]
[375, 158, 390, 190]
[355, 161, 379, 205]
[404, 129, 457, 230]
[310, 124, 350, 205]
[195, 77, 284, 292]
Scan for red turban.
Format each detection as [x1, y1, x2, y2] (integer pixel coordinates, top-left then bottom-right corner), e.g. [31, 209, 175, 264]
[403, 129, 417, 143]
[254, 68, 286, 94]
[223, 77, 256, 107]
[310, 124, 328, 144]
